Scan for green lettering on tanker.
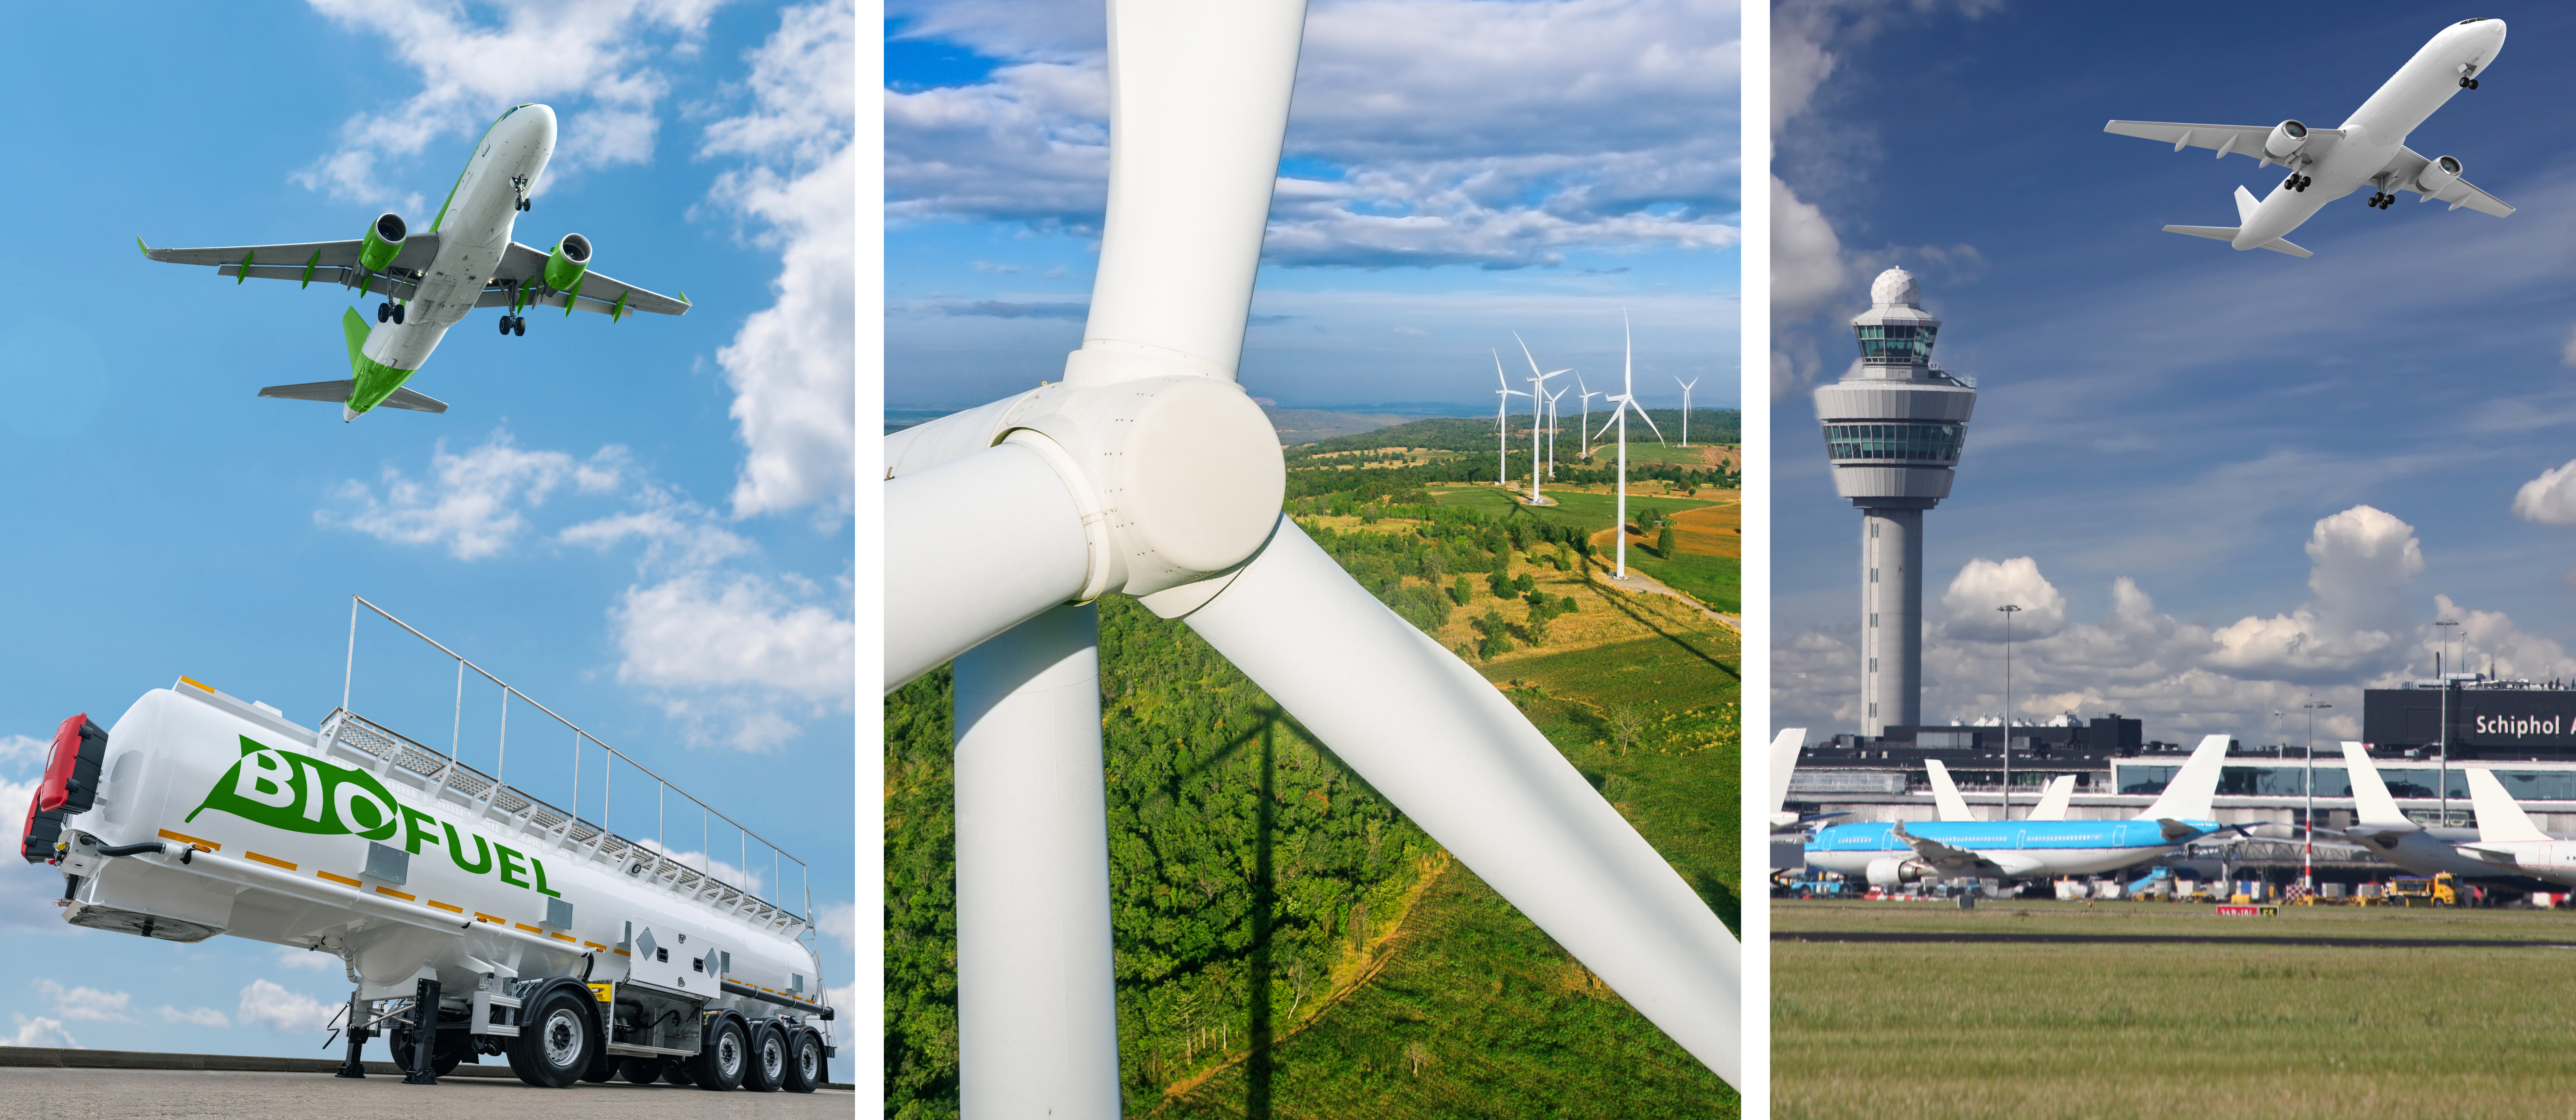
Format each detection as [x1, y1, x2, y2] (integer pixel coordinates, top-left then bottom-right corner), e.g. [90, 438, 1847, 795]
[187, 737, 399, 841]
[187, 735, 568, 904]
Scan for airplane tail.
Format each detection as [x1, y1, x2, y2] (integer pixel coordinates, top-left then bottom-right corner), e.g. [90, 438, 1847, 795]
[2234, 184, 2260, 224]
[1769, 728, 1806, 816]
[2160, 224, 2313, 258]
[2466, 768, 2552, 843]
[1924, 759, 1972, 822]
[2134, 734, 2231, 822]
[2027, 774, 2075, 821]
[2340, 742, 2409, 826]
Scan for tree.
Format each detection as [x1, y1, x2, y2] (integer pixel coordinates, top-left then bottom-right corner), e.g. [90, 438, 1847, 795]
[1450, 574, 1473, 607]
[1513, 572, 1535, 597]
[1525, 600, 1551, 647]
[1657, 522, 1676, 558]
[1607, 704, 1645, 754]
[1472, 609, 1512, 660]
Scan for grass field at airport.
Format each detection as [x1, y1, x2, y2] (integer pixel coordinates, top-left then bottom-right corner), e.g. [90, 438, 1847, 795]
[1774, 898, 2576, 1119]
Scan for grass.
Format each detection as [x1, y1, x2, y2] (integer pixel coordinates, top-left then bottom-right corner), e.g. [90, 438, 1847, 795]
[1774, 899, 2576, 1119]
[1429, 484, 1721, 524]
[1423, 481, 1742, 614]
[1156, 860, 1737, 1119]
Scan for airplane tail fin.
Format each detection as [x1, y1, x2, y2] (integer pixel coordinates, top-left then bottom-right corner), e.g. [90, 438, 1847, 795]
[2234, 185, 2260, 224]
[1769, 728, 1807, 815]
[2340, 742, 2408, 825]
[2135, 734, 2231, 822]
[2160, 224, 2313, 258]
[1924, 760, 1972, 822]
[2466, 768, 2553, 843]
[2028, 775, 2076, 821]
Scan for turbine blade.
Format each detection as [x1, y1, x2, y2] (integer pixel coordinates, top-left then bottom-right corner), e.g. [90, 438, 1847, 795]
[1515, 332, 1546, 378]
[1631, 401, 1667, 444]
[1077, 0, 1308, 383]
[1180, 518, 1740, 1082]
[884, 443, 1095, 692]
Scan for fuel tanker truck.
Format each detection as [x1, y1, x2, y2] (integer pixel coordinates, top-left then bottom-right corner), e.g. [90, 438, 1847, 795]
[18, 672, 835, 1091]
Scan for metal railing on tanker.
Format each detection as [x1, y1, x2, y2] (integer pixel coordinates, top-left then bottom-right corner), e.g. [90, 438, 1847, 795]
[328, 596, 817, 955]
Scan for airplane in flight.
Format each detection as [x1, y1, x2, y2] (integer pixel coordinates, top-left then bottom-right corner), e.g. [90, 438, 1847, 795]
[140, 103, 689, 421]
[2332, 742, 2552, 890]
[2105, 18, 2512, 258]
[1805, 733, 2238, 887]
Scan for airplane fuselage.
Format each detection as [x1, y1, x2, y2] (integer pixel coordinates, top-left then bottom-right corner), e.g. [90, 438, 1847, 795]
[354, 104, 558, 410]
[1805, 818, 2221, 882]
[2234, 20, 2504, 250]
[2459, 838, 2576, 889]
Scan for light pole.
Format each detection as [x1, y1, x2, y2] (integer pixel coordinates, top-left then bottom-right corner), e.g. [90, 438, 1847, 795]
[2301, 699, 2330, 896]
[1998, 604, 2021, 821]
[2435, 617, 2460, 826]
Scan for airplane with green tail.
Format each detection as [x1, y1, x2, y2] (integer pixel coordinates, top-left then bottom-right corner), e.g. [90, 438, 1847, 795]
[139, 103, 689, 421]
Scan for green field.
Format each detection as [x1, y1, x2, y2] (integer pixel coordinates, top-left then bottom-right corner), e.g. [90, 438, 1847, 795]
[1572, 439, 1727, 469]
[1775, 899, 2576, 1119]
[1429, 485, 1719, 523]
[1615, 542, 1740, 615]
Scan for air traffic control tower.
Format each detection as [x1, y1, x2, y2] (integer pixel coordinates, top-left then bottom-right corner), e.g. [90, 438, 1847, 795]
[1817, 267, 1977, 736]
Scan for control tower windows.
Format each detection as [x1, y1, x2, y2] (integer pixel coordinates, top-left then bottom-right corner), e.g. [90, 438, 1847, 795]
[1822, 423, 1965, 463]
[1856, 323, 1938, 365]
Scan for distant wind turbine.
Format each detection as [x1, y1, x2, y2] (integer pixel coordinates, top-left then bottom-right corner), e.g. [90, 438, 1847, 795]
[1514, 334, 1568, 505]
[1593, 313, 1666, 580]
[1674, 377, 1699, 447]
[1544, 385, 1568, 480]
[1576, 374, 1602, 460]
[1491, 350, 1527, 487]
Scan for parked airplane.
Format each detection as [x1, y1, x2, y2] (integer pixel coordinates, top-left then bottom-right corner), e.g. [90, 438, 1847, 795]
[2105, 18, 2512, 257]
[2333, 743, 2553, 890]
[2457, 767, 2576, 888]
[141, 103, 689, 421]
[1924, 760, 2077, 822]
[1768, 728, 1846, 832]
[1806, 734, 2236, 886]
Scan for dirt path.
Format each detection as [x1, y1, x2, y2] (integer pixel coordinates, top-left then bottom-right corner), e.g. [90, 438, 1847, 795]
[1584, 528, 1740, 630]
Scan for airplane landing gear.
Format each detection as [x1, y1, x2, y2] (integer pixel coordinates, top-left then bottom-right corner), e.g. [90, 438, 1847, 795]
[391, 302, 405, 325]
[497, 315, 525, 336]
[2283, 174, 2311, 193]
[2460, 77, 2480, 90]
[377, 302, 390, 323]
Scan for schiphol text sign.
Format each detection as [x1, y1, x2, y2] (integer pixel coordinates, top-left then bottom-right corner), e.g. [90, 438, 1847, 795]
[2364, 688, 2576, 754]
[2476, 715, 2564, 738]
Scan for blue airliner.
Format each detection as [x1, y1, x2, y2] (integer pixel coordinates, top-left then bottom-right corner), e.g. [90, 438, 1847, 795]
[1805, 733, 2236, 886]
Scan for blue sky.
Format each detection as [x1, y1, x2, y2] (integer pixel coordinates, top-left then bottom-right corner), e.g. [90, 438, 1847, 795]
[1773, 2, 2576, 744]
[886, 0, 1740, 414]
[0, 0, 852, 1055]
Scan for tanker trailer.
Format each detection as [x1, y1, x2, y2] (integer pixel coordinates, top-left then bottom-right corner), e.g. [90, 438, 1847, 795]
[20, 672, 835, 1091]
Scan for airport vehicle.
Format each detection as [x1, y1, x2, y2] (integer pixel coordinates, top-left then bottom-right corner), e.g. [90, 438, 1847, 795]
[1805, 733, 2236, 886]
[18, 600, 830, 1090]
[2387, 874, 2460, 908]
[2106, 18, 2512, 257]
[2457, 766, 2576, 888]
[141, 104, 688, 421]
[2126, 866, 2173, 898]
[2333, 744, 2554, 890]
[880, 0, 1737, 1104]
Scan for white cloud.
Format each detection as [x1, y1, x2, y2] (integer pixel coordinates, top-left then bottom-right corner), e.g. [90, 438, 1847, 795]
[707, 1, 857, 522]
[275, 946, 343, 972]
[9, 1015, 75, 1048]
[1941, 557, 2067, 642]
[0, 776, 66, 931]
[611, 573, 853, 751]
[1780, 505, 2576, 741]
[635, 838, 765, 894]
[294, 0, 725, 202]
[35, 979, 133, 1023]
[1770, 175, 1847, 323]
[321, 432, 625, 560]
[2512, 458, 2576, 526]
[157, 1005, 232, 1028]
[817, 900, 856, 946]
[238, 979, 336, 1034]
[558, 487, 755, 573]
[889, 0, 1739, 268]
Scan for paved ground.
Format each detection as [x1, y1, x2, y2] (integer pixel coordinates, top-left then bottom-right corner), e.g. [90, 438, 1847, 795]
[0, 1065, 856, 1117]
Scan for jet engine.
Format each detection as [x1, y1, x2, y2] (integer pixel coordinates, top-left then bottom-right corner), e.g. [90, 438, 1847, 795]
[2262, 120, 2310, 159]
[357, 212, 407, 272]
[2414, 155, 2463, 195]
[543, 233, 593, 290]
[1864, 857, 1920, 889]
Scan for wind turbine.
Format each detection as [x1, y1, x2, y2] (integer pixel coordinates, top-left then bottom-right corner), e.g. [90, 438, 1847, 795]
[1515, 334, 1568, 505]
[1593, 313, 1667, 581]
[880, 1, 1738, 1108]
[1544, 385, 1568, 480]
[1576, 373, 1602, 460]
[1674, 376, 1699, 447]
[1491, 349, 1526, 487]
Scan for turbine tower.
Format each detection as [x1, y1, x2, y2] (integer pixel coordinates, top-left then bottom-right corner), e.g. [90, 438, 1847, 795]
[1594, 313, 1664, 580]
[1515, 335, 1566, 504]
[1817, 267, 1977, 737]
[1491, 350, 1526, 487]
[1674, 377, 1698, 447]
[1544, 386, 1567, 479]
[1576, 375, 1601, 459]
[881, 1, 1740, 1102]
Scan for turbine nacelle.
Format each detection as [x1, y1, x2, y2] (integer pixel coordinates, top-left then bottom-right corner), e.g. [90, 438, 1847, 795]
[358, 212, 407, 272]
[2415, 154, 2464, 195]
[2263, 119, 2310, 159]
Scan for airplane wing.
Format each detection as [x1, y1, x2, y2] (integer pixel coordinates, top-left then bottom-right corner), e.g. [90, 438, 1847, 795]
[142, 235, 442, 300]
[1888, 821, 2004, 879]
[2104, 120, 2345, 167]
[483, 241, 691, 319]
[2376, 146, 2514, 216]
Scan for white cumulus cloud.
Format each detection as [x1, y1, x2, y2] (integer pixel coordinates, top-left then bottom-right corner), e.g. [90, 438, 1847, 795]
[158, 1005, 232, 1028]
[35, 979, 133, 1023]
[321, 432, 624, 560]
[238, 979, 336, 1034]
[2511, 458, 2576, 526]
[1941, 557, 2067, 642]
[9, 1015, 75, 1048]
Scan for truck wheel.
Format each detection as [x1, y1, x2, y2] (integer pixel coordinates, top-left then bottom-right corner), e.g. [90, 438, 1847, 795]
[739, 1023, 787, 1092]
[688, 1016, 747, 1091]
[388, 1027, 464, 1078]
[619, 1057, 664, 1085]
[507, 988, 600, 1088]
[781, 1029, 825, 1094]
[661, 1059, 696, 1086]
